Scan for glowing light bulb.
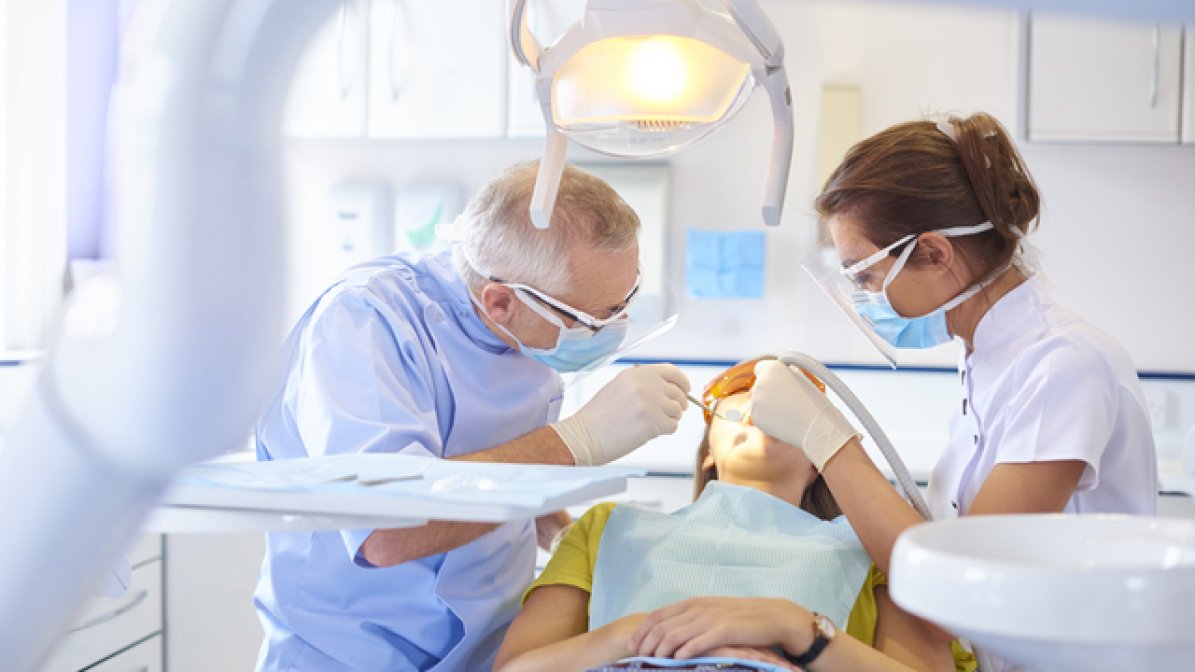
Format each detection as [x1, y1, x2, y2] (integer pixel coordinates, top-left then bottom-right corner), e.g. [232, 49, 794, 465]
[625, 37, 688, 105]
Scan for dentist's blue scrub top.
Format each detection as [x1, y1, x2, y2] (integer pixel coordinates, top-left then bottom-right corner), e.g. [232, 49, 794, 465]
[253, 249, 563, 671]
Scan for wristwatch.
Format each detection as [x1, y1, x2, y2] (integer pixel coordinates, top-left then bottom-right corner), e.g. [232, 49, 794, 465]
[783, 612, 836, 670]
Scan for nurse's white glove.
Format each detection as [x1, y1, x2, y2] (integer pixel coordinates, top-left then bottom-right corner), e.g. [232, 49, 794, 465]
[552, 364, 690, 466]
[749, 360, 861, 472]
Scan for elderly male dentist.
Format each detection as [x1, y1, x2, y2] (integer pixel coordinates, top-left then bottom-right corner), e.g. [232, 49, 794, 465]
[252, 161, 690, 671]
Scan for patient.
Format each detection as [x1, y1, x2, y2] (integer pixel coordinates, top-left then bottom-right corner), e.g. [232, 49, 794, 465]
[494, 357, 974, 672]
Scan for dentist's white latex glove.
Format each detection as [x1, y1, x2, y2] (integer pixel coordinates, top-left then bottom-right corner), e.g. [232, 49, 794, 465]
[749, 360, 861, 472]
[552, 364, 690, 466]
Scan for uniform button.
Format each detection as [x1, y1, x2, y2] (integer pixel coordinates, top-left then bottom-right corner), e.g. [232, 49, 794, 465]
[952, 501, 959, 509]
[974, 435, 979, 445]
[962, 398, 968, 415]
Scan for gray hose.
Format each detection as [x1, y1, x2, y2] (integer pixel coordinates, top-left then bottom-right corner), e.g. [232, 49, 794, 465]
[777, 352, 933, 521]
[777, 353, 1002, 671]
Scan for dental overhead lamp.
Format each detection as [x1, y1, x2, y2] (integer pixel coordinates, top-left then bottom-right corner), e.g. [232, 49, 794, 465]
[509, 0, 793, 228]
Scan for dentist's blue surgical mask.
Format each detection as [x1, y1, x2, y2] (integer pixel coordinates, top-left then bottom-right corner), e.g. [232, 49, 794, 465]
[513, 309, 628, 373]
[471, 275, 636, 373]
[842, 222, 999, 350]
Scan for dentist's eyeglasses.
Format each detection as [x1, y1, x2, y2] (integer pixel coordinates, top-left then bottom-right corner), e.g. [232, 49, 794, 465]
[489, 270, 641, 333]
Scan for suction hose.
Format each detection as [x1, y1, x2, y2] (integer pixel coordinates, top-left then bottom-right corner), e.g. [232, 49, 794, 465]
[777, 353, 1001, 672]
[777, 352, 932, 521]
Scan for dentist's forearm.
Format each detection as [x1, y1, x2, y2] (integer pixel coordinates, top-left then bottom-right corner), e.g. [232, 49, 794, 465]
[360, 426, 575, 567]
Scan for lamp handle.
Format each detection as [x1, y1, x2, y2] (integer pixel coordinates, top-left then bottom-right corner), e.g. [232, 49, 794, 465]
[509, 0, 543, 72]
[722, 0, 784, 66]
[761, 65, 793, 226]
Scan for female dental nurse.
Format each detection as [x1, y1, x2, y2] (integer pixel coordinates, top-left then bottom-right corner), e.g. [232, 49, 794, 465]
[749, 112, 1158, 610]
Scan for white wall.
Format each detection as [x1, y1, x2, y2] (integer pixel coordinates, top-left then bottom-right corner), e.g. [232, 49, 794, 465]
[3, 0, 69, 351]
[280, 1, 1194, 372]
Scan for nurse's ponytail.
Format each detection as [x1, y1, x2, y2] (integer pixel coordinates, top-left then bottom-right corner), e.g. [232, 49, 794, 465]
[947, 113, 1040, 244]
[816, 111, 1041, 278]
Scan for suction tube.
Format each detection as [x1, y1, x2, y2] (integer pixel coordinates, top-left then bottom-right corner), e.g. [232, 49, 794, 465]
[777, 352, 933, 521]
[775, 355, 1002, 670]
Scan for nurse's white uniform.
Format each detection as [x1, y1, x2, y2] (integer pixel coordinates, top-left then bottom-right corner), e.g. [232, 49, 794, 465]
[928, 277, 1157, 521]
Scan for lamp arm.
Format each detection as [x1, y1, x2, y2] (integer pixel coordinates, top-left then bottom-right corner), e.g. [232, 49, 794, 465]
[760, 64, 793, 227]
[530, 125, 568, 229]
[508, 0, 543, 72]
[721, 0, 784, 66]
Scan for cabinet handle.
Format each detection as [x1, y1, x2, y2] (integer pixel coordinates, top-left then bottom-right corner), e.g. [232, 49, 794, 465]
[67, 590, 149, 633]
[1150, 25, 1161, 109]
[387, 0, 399, 100]
[335, 2, 352, 100]
[387, 0, 409, 101]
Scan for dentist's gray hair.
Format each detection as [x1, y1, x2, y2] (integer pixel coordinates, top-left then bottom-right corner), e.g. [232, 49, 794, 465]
[454, 161, 640, 294]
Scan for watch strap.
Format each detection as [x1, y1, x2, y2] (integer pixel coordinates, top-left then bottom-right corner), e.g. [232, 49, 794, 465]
[782, 612, 832, 669]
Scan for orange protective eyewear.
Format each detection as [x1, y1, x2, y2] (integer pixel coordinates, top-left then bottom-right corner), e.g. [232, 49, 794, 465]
[700, 357, 826, 424]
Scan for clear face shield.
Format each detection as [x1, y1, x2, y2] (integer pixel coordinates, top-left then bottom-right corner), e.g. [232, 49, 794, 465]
[802, 245, 900, 368]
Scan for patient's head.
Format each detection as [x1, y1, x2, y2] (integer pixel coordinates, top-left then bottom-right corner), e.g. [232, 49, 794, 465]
[694, 357, 842, 521]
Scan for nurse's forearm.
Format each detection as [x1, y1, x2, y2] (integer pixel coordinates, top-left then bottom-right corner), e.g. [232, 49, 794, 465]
[360, 427, 576, 566]
[820, 437, 924, 577]
[821, 439, 955, 646]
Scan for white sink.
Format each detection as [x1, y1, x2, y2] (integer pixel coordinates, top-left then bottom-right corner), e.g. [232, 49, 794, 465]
[890, 515, 1195, 671]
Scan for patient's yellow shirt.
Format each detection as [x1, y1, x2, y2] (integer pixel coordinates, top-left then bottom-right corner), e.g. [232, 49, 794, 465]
[527, 502, 976, 672]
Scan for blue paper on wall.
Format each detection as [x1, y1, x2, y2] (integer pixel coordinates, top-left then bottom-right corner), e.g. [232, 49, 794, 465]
[685, 229, 766, 298]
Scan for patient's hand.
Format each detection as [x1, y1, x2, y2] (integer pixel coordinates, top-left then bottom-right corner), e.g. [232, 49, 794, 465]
[534, 510, 573, 552]
[629, 597, 813, 662]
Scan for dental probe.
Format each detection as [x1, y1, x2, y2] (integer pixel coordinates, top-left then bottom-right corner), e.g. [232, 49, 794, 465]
[686, 392, 742, 422]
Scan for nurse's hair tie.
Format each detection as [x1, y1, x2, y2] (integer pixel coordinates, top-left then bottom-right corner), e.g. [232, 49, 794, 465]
[935, 119, 958, 143]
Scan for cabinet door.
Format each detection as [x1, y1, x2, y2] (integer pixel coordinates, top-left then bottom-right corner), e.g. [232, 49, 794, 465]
[1027, 14, 1182, 142]
[1183, 26, 1194, 144]
[283, 0, 369, 138]
[89, 634, 163, 672]
[507, 0, 585, 138]
[368, 0, 507, 139]
[40, 561, 163, 671]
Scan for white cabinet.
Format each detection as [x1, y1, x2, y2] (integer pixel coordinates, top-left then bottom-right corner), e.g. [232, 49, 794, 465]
[41, 536, 164, 672]
[89, 635, 163, 672]
[1026, 14, 1184, 143]
[507, 0, 584, 138]
[283, 0, 369, 139]
[284, 0, 507, 140]
[367, 0, 508, 139]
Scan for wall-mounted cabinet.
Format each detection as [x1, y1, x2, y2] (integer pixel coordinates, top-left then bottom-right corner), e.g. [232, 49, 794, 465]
[367, 0, 507, 139]
[285, 0, 515, 140]
[283, 0, 370, 138]
[1025, 14, 1185, 143]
